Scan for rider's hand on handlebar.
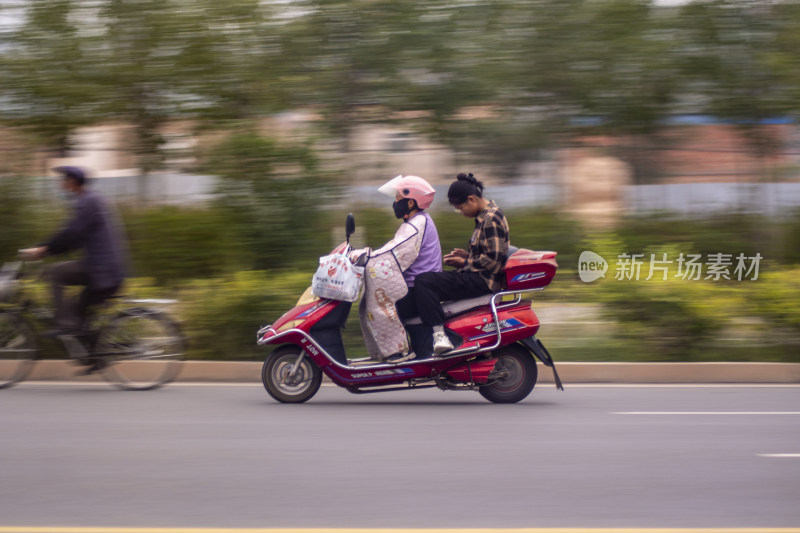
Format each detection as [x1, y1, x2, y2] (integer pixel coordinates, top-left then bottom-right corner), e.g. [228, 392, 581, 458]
[348, 247, 370, 266]
[19, 247, 46, 261]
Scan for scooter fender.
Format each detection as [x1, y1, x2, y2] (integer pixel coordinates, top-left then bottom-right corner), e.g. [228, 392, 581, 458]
[520, 336, 564, 391]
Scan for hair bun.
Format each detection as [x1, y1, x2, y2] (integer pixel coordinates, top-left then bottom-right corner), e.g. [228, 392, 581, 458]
[457, 172, 477, 185]
[448, 172, 485, 203]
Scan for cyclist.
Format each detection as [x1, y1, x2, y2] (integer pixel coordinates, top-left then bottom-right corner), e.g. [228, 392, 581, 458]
[21, 166, 128, 336]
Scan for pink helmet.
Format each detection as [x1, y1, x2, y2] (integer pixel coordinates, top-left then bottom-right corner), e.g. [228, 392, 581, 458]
[378, 175, 436, 210]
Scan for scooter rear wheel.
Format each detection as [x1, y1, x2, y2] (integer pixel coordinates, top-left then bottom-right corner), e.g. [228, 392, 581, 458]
[262, 346, 322, 403]
[479, 344, 537, 404]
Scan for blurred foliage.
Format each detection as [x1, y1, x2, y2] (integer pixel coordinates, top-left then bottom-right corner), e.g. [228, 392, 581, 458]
[3, 0, 800, 167]
[202, 131, 337, 270]
[3, 0, 800, 361]
[123, 205, 246, 285]
[0, 177, 62, 261]
[750, 267, 800, 338]
[613, 213, 769, 264]
[595, 270, 740, 360]
[0, 178, 39, 260]
[569, 236, 799, 362]
[178, 270, 312, 360]
[7, 201, 800, 362]
[125, 207, 799, 361]
[781, 209, 800, 265]
[4, 190, 800, 360]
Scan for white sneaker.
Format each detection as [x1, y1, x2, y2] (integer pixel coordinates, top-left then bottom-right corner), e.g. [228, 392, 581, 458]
[432, 331, 454, 355]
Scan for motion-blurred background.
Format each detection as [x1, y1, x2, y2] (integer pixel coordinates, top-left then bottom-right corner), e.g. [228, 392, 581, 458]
[1, 0, 799, 362]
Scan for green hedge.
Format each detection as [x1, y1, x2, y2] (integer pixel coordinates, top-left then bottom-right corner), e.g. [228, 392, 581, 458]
[750, 268, 800, 338]
[0, 178, 63, 262]
[122, 210, 800, 362]
[115, 266, 796, 362]
[6, 194, 800, 362]
[175, 270, 312, 360]
[124, 206, 247, 285]
[548, 235, 798, 362]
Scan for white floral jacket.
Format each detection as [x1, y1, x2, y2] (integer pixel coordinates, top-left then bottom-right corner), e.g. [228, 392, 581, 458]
[356, 214, 432, 360]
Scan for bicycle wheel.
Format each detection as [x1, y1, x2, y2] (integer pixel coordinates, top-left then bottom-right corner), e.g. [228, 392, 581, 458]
[0, 311, 38, 389]
[95, 308, 184, 391]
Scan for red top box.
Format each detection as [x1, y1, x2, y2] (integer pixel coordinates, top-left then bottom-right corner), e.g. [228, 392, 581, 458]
[504, 249, 558, 291]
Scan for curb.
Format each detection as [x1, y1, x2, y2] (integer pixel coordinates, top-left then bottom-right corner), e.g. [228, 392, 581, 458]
[21, 360, 800, 384]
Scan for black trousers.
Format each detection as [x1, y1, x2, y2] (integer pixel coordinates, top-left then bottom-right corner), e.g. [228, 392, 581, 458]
[395, 286, 434, 356]
[50, 260, 119, 330]
[413, 270, 492, 327]
[395, 287, 418, 322]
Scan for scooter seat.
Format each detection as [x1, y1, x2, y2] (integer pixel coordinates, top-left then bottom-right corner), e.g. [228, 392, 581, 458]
[402, 248, 522, 327]
[403, 294, 494, 326]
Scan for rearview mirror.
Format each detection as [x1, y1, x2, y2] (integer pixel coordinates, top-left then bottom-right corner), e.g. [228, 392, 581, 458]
[345, 213, 355, 243]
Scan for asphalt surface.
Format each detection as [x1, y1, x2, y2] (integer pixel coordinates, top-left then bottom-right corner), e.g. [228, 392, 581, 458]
[1, 383, 799, 529]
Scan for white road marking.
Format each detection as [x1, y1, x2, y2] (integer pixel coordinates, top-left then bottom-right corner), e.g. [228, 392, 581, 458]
[614, 411, 800, 415]
[758, 453, 800, 458]
[566, 383, 800, 388]
[1, 528, 800, 533]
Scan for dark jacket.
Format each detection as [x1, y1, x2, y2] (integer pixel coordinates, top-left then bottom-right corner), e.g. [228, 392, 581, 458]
[46, 189, 127, 291]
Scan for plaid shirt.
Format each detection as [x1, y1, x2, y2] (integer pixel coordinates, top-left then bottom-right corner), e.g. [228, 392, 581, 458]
[461, 200, 509, 292]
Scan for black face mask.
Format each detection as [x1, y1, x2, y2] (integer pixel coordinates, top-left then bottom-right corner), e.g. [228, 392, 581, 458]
[393, 199, 411, 219]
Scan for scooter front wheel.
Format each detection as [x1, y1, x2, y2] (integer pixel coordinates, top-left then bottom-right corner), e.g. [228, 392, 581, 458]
[262, 346, 322, 403]
[479, 344, 538, 404]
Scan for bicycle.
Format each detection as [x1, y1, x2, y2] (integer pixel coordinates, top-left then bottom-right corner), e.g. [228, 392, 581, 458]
[0, 260, 185, 390]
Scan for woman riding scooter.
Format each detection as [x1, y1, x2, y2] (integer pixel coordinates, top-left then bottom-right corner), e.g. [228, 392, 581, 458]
[350, 175, 442, 363]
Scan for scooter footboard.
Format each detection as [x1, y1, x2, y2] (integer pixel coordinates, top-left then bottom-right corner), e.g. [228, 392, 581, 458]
[520, 337, 564, 391]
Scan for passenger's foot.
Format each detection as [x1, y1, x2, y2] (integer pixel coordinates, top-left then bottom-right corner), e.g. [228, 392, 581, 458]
[432, 331, 454, 355]
[385, 352, 416, 363]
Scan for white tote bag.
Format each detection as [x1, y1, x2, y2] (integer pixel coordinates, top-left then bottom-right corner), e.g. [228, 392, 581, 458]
[311, 251, 365, 302]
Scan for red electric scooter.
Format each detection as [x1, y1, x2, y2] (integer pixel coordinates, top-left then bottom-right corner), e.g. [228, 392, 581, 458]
[257, 214, 563, 403]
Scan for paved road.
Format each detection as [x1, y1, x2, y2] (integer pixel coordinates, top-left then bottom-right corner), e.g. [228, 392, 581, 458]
[1, 382, 799, 529]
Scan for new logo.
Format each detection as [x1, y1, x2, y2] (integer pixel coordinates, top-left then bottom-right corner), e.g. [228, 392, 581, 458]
[578, 251, 608, 283]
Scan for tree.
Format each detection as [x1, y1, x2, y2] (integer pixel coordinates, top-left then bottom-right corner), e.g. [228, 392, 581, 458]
[204, 130, 336, 269]
[0, 0, 290, 168]
[675, 0, 800, 168]
[0, 0, 101, 153]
